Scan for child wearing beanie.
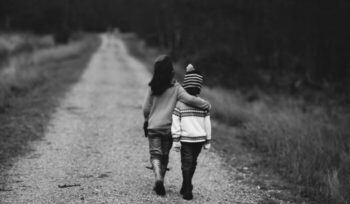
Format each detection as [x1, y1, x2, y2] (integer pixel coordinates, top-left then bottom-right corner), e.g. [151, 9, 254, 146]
[143, 56, 211, 196]
[171, 64, 212, 200]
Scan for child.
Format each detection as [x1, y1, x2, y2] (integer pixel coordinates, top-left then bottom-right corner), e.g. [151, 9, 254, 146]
[142, 55, 211, 196]
[171, 64, 211, 200]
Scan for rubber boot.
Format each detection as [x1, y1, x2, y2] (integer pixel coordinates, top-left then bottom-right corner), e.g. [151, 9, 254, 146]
[161, 164, 167, 183]
[180, 168, 194, 195]
[182, 170, 193, 200]
[180, 180, 193, 195]
[161, 156, 169, 180]
[151, 159, 166, 195]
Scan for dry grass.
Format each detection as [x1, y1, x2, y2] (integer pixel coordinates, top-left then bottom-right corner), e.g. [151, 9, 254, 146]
[0, 34, 99, 167]
[122, 34, 350, 203]
[201, 87, 250, 126]
[0, 33, 54, 65]
[205, 87, 350, 203]
[0, 36, 93, 109]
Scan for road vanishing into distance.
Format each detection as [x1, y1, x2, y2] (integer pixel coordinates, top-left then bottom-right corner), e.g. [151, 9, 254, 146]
[0, 34, 294, 203]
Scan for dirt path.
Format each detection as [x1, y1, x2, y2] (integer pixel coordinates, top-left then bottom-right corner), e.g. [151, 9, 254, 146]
[0, 34, 267, 203]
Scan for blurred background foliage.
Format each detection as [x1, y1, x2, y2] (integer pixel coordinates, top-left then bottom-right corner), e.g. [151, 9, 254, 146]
[0, 0, 349, 96]
[1, 1, 350, 202]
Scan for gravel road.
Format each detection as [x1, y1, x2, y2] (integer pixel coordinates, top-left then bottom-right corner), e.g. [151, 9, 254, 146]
[0, 34, 266, 203]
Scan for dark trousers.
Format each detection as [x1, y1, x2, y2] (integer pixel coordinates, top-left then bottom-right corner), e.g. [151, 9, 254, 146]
[181, 142, 204, 172]
[180, 142, 204, 196]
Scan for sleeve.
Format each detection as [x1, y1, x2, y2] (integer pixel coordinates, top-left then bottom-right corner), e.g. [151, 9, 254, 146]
[142, 88, 152, 120]
[177, 85, 211, 110]
[171, 106, 181, 142]
[204, 114, 212, 141]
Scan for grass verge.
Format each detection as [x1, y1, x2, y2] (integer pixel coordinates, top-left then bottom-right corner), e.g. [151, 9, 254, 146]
[204, 87, 350, 203]
[0, 34, 100, 167]
[123, 33, 350, 203]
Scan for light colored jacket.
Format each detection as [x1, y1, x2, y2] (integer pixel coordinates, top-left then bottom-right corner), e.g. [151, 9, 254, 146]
[171, 101, 211, 143]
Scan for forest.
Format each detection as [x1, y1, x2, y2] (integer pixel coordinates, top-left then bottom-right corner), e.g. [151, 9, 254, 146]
[1, 1, 350, 203]
[1, 0, 349, 96]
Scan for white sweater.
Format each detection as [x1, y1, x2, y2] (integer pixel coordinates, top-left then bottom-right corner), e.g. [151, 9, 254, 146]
[171, 101, 211, 143]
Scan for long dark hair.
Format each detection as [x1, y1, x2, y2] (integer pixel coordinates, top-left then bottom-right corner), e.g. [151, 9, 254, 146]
[149, 55, 174, 96]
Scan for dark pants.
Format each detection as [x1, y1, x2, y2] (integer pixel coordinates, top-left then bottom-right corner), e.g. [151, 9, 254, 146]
[181, 142, 204, 172]
[180, 142, 204, 197]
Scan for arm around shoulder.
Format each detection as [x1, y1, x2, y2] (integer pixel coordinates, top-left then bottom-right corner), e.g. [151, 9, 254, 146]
[177, 85, 211, 110]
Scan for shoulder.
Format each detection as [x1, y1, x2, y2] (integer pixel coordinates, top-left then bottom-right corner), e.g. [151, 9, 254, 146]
[173, 101, 184, 116]
[163, 81, 178, 93]
[191, 97, 210, 113]
[174, 81, 182, 89]
[173, 81, 186, 97]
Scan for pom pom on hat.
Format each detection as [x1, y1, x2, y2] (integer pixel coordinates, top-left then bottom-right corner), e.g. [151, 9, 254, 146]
[186, 64, 195, 72]
[183, 64, 203, 89]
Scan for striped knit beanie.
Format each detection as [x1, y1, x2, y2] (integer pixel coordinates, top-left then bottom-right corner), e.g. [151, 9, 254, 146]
[183, 64, 203, 89]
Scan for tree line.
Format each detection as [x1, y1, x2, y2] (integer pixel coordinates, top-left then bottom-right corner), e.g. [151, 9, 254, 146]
[1, 0, 349, 94]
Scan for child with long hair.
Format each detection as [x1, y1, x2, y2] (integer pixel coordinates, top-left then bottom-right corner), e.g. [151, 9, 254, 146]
[142, 55, 210, 196]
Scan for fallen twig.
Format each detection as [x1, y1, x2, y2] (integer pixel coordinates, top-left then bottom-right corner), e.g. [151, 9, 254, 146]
[58, 184, 81, 188]
[0, 188, 12, 192]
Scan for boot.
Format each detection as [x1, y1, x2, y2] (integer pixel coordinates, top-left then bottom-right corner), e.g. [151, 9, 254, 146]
[161, 164, 167, 179]
[180, 180, 192, 195]
[180, 167, 195, 195]
[182, 170, 193, 200]
[151, 159, 166, 195]
[161, 156, 169, 180]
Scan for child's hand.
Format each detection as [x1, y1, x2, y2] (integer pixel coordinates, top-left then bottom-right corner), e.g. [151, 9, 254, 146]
[173, 142, 181, 152]
[204, 142, 211, 150]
